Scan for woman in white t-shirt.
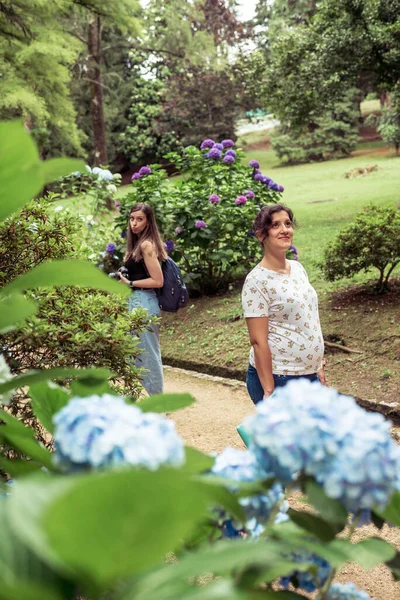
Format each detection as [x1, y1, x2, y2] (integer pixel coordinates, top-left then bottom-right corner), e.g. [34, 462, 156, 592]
[242, 204, 326, 404]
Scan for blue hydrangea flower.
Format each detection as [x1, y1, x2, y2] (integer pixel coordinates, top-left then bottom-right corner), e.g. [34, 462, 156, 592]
[164, 240, 174, 253]
[200, 139, 215, 149]
[207, 148, 222, 159]
[327, 583, 374, 599]
[106, 243, 116, 255]
[139, 166, 152, 176]
[208, 194, 221, 204]
[245, 380, 400, 512]
[225, 149, 237, 158]
[53, 395, 185, 471]
[195, 220, 207, 229]
[235, 195, 247, 205]
[249, 160, 260, 169]
[211, 448, 288, 537]
[223, 155, 235, 164]
[213, 143, 224, 151]
[85, 165, 92, 173]
[222, 139, 234, 148]
[280, 551, 332, 593]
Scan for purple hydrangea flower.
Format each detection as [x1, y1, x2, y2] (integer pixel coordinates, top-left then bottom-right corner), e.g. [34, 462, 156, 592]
[249, 160, 260, 169]
[195, 220, 207, 229]
[164, 240, 175, 253]
[245, 190, 255, 199]
[254, 173, 264, 182]
[208, 194, 221, 204]
[278, 184, 284, 192]
[222, 139, 234, 148]
[269, 181, 280, 191]
[225, 149, 236, 158]
[139, 166, 152, 176]
[131, 172, 141, 181]
[262, 176, 272, 185]
[247, 230, 256, 237]
[115, 200, 121, 208]
[175, 226, 184, 234]
[288, 245, 298, 261]
[200, 139, 215, 150]
[121, 230, 127, 238]
[235, 195, 247, 206]
[213, 143, 224, 151]
[207, 148, 222, 159]
[106, 243, 116, 255]
[223, 155, 235, 164]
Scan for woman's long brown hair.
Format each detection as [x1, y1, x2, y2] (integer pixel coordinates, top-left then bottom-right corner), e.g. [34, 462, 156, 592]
[124, 203, 167, 262]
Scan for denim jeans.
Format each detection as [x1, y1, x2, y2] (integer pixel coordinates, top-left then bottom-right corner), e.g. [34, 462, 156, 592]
[246, 363, 319, 405]
[128, 289, 163, 396]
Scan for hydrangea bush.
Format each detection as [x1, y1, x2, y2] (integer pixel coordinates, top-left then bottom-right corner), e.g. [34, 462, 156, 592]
[2, 381, 400, 599]
[115, 139, 285, 293]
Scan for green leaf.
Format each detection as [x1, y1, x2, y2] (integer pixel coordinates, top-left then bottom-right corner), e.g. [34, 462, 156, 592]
[138, 393, 195, 413]
[69, 378, 114, 398]
[29, 382, 70, 434]
[40, 157, 85, 185]
[42, 468, 213, 586]
[0, 120, 85, 221]
[0, 499, 74, 600]
[386, 550, 400, 581]
[0, 457, 43, 477]
[376, 491, 400, 526]
[330, 537, 396, 570]
[0, 366, 114, 395]
[287, 509, 339, 541]
[0, 294, 37, 334]
[183, 446, 214, 473]
[305, 480, 348, 527]
[0, 409, 54, 469]
[1, 260, 130, 297]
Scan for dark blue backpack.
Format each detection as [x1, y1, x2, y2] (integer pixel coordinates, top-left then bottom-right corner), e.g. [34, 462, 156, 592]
[157, 258, 189, 312]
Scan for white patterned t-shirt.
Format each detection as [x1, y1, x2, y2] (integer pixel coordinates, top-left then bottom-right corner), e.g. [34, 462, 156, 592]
[242, 261, 324, 375]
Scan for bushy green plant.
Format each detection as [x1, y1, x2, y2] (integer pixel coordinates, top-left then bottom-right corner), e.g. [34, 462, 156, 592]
[271, 90, 360, 164]
[367, 86, 400, 155]
[320, 205, 400, 293]
[50, 165, 121, 211]
[116, 142, 284, 294]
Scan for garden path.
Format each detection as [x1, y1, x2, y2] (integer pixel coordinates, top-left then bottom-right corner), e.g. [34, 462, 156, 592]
[162, 366, 400, 600]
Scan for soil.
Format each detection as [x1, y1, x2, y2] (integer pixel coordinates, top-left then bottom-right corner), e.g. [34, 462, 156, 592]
[164, 366, 400, 600]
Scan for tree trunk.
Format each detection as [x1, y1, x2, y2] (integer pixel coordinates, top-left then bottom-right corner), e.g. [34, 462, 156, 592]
[87, 13, 107, 166]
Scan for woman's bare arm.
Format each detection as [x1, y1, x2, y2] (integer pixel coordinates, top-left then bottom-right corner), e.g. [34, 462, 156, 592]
[245, 316, 274, 397]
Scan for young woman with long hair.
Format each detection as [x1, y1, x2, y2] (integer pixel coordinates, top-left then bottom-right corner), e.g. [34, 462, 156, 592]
[242, 204, 326, 404]
[119, 202, 167, 396]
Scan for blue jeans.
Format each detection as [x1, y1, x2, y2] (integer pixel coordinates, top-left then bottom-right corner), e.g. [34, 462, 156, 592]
[246, 363, 318, 405]
[128, 290, 163, 396]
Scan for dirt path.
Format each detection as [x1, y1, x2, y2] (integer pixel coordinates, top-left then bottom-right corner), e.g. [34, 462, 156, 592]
[163, 367, 400, 600]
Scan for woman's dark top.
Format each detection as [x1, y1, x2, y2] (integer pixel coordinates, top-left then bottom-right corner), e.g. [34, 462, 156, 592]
[124, 256, 149, 282]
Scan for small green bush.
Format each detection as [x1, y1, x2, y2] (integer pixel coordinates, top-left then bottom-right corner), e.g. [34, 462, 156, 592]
[271, 89, 360, 164]
[320, 205, 400, 293]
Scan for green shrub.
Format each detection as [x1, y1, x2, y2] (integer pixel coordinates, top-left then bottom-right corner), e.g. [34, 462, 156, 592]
[320, 205, 400, 293]
[367, 86, 400, 154]
[271, 89, 360, 164]
[116, 142, 283, 294]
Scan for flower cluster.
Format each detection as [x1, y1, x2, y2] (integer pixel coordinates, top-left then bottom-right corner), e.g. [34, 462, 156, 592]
[327, 583, 374, 599]
[195, 220, 207, 229]
[0, 355, 13, 405]
[131, 166, 152, 181]
[53, 394, 185, 471]
[207, 147, 222, 160]
[235, 195, 247, 206]
[175, 226, 184, 234]
[211, 448, 288, 537]
[86, 166, 114, 181]
[106, 243, 116, 255]
[280, 551, 332, 593]
[245, 380, 400, 512]
[200, 138, 237, 164]
[208, 194, 221, 204]
[287, 244, 298, 261]
[164, 240, 175, 253]
[249, 160, 284, 192]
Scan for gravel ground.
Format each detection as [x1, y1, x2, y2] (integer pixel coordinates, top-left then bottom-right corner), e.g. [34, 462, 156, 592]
[163, 366, 400, 600]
